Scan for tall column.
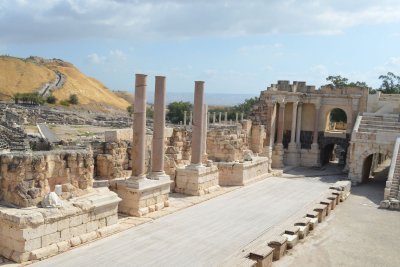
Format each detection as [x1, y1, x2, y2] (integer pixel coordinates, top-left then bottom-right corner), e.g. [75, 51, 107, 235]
[213, 112, 216, 124]
[241, 113, 244, 121]
[289, 102, 298, 146]
[276, 102, 285, 145]
[191, 81, 205, 166]
[189, 111, 193, 126]
[150, 76, 166, 178]
[312, 103, 321, 146]
[235, 112, 238, 122]
[183, 111, 187, 126]
[203, 104, 208, 157]
[296, 103, 303, 148]
[219, 112, 222, 123]
[132, 74, 147, 179]
[224, 112, 228, 124]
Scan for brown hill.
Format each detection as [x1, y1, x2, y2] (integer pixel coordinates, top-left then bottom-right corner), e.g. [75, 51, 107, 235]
[114, 90, 134, 105]
[0, 56, 130, 111]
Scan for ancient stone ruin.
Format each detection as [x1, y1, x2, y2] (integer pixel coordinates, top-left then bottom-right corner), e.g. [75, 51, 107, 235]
[0, 76, 399, 264]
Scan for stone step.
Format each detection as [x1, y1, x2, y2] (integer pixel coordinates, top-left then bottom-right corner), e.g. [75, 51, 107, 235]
[360, 120, 400, 126]
[359, 123, 400, 129]
[357, 128, 400, 133]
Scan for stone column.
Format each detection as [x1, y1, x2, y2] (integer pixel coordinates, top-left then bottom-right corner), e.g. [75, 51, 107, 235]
[312, 103, 321, 147]
[276, 103, 285, 145]
[203, 104, 208, 157]
[191, 81, 205, 166]
[183, 111, 187, 126]
[296, 103, 303, 148]
[150, 76, 167, 178]
[132, 74, 147, 179]
[213, 112, 216, 124]
[219, 112, 222, 123]
[224, 112, 228, 124]
[189, 111, 193, 126]
[241, 113, 244, 121]
[235, 112, 238, 122]
[289, 102, 298, 148]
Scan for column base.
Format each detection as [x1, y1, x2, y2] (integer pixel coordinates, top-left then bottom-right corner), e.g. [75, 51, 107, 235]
[272, 144, 284, 169]
[147, 171, 171, 181]
[286, 143, 300, 166]
[175, 164, 220, 196]
[111, 177, 171, 217]
[299, 144, 320, 167]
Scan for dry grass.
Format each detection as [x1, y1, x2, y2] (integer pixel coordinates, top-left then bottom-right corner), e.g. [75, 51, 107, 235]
[0, 56, 55, 97]
[0, 56, 130, 111]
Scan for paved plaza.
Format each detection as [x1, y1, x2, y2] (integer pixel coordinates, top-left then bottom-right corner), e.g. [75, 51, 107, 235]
[32, 176, 331, 267]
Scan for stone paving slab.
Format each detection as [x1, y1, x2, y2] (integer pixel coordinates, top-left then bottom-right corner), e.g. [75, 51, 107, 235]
[30, 177, 330, 267]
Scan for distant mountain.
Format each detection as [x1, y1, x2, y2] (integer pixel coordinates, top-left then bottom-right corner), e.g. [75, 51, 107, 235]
[146, 91, 258, 106]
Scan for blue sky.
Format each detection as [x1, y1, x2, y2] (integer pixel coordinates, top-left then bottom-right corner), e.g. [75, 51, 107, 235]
[1, 0, 400, 94]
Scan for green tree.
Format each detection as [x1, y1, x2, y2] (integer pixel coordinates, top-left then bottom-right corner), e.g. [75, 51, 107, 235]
[166, 101, 192, 124]
[378, 72, 400, 94]
[326, 75, 349, 88]
[46, 95, 57, 104]
[127, 105, 133, 116]
[232, 97, 259, 117]
[69, 94, 79, 105]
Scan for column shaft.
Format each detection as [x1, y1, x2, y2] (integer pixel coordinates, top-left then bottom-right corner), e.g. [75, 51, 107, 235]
[151, 76, 166, 174]
[132, 74, 147, 178]
[313, 104, 320, 144]
[296, 103, 303, 147]
[290, 102, 298, 144]
[191, 81, 205, 165]
[276, 104, 285, 144]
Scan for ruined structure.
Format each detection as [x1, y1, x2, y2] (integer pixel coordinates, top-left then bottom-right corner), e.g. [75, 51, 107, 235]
[0, 149, 121, 262]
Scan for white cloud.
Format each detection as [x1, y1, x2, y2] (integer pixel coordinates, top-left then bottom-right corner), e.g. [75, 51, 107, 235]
[1, 0, 400, 44]
[87, 49, 127, 65]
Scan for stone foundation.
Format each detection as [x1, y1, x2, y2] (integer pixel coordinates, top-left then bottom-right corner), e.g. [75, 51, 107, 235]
[0, 188, 121, 263]
[217, 157, 269, 186]
[111, 177, 170, 217]
[175, 165, 220, 196]
[271, 144, 284, 169]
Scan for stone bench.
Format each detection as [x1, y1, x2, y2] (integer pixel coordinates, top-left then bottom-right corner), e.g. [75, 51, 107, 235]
[294, 217, 311, 239]
[313, 204, 327, 222]
[305, 211, 319, 230]
[282, 226, 300, 249]
[267, 235, 287, 261]
[248, 245, 274, 267]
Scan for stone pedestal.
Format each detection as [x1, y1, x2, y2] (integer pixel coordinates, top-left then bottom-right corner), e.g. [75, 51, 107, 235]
[217, 157, 269, 186]
[271, 144, 284, 169]
[285, 142, 300, 166]
[300, 144, 320, 167]
[113, 176, 170, 217]
[175, 165, 220, 196]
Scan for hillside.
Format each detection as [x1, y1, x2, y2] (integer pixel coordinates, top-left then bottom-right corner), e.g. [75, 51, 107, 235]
[0, 56, 130, 111]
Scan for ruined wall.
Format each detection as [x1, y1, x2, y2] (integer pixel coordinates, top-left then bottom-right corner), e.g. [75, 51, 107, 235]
[0, 150, 94, 207]
[207, 125, 249, 162]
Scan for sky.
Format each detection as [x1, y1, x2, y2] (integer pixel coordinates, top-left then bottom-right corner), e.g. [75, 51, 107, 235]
[1, 0, 400, 95]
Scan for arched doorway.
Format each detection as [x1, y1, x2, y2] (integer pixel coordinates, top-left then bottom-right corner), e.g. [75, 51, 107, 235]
[320, 143, 347, 166]
[361, 153, 391, 183]
[326, 108, 347, 132]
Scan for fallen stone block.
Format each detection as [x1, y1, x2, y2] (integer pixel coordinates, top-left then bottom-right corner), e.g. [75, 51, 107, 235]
[294, 218, 311, 239]
[319, 200, 332, 216]
[327, 195, 337, 209]
[330, 191, 341, 205]
[267, 235, 287, 261]
[29, 244, 58, 261]
[282, 226, 300, 249]
[234, 257, 257, 267]
[248, 245, 274, 267]
[313, 204, 327, 222]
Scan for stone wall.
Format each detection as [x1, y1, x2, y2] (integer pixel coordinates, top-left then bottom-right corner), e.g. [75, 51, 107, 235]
[0, 188, 120, 263]
[0, 150, 94, 207]
[207, 125, 248, 162]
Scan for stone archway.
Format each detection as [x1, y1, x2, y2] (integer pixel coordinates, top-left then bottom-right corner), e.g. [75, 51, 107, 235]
[361, 154, 373, 183]
[325, 108, 348, 132]
[320, 143, 347, 166]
